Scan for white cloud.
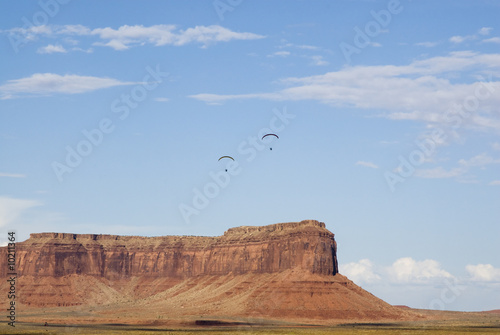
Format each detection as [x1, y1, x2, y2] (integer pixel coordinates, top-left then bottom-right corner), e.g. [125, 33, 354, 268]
[415, 153, 500, 180]
[174, 25, 264, 46]
[0, 73, 137, 98]
[56, 24, 92, 36]
[37, 44, 67, 54]
[478, 27, 493, 36]
[466, 264, 500, 282]
[483, 37, 500, 44]
[309, 55, 329, 66]
[0, 172, 26, 178]
[277, 41, 321, 51]
[340, 259, 381, 284]
[0, 197, 41, 227]
[415, 41, 438, 47]
[341, 257, 453, 286]
[154, 97, 170, 102]
[268, 51, 290, 57]
[340, 258, 500, 310]
[415, 166, 465, 179]
[72, 47, 93, 53]
[297, 44, 320, 50]
[449, 28, 492, 45]
[458, 153, 500, 167]
[450, 35, 467, 44]
[4, 24, 54, 42]
[386, 257, 453, 283]
[188, 92, 280, 105]
[450, 34, 476, 44]
[489, 180, 500, 186]
[355, 161, 379, 169]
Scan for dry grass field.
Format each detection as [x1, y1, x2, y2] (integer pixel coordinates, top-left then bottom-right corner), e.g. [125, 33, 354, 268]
[0, 325, 499, 335]
[2, 303, 499, 334]
[1, 316, 500, 335]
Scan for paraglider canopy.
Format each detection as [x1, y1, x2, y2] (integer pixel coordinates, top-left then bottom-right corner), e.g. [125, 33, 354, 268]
[261, 133, 279, 140]
[218, 156, 234, 161]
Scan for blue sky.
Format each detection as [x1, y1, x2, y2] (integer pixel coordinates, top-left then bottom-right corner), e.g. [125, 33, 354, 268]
[1, 0, 499, 311]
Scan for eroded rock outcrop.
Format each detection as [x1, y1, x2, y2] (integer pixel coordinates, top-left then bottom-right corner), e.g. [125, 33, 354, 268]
[1, 220, 337, 280]
[0, 220, 419, 322]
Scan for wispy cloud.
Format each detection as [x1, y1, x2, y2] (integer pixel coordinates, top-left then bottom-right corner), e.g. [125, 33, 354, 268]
[415, 41, 438, 47]
[450, 35, 475, 44]
[267, 51, 290, 58]
[355, 161, 378, 169]
[278, 41, 321, 51]
[92, 24, 265, 50]
[309, 55, 329, 66]
[72, 47, 93, 53]
[3, 24, 265, 51]
[0, 172, 26, 178]
[188, 92, 280, 105]
[415, 153, 500, 180]
[478, 27, 493, 36]
[0, 73, 137, 99]
[450, 27, 494, 44]
[0, 196, 41, 227]
[297, 44, 320, 50]
[415, 166, 464, 179]
[154, 97, 170, 102]
[483, 37, 500, 44]
[37, 44, 67, 54]
[489, 180, 500, 186]
[190, 51, 500, 132]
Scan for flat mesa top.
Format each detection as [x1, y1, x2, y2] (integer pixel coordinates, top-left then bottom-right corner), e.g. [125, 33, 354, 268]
[21, 220, 331, 247]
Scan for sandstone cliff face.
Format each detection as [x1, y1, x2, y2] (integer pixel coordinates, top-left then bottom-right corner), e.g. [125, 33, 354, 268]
[0, 220, 338, 280]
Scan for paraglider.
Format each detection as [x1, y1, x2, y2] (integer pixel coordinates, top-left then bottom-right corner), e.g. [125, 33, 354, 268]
[261, 133, 279, 150]
[218, 156, 234, 172]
